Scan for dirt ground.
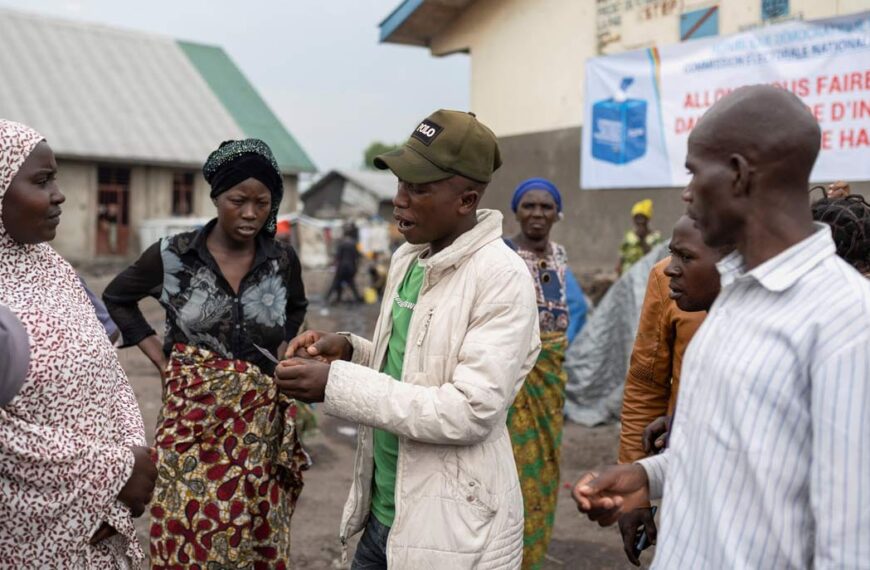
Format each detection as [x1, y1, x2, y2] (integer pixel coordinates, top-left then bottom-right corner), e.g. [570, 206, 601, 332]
[84, 268, 645, 570]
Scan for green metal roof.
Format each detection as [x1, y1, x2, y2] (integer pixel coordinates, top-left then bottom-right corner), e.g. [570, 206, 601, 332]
[178, 41, 316, 173]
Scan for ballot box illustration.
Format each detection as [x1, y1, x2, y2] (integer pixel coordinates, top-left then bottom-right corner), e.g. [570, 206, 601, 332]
[591, 78, 647, 165]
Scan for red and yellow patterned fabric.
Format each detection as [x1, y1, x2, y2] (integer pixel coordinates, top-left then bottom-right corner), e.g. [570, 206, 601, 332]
[150, 344, 310, 569]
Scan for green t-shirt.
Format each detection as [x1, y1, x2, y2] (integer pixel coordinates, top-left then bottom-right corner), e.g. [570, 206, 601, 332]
[370, 261, 425, 528]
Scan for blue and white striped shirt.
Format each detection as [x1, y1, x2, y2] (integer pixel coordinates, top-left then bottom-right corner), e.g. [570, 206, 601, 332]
[639, 224, 870, 569]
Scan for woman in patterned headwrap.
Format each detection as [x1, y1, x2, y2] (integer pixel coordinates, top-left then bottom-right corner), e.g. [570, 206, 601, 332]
[0, 119, 156, 568]
[104, 139, 310, 568]
[505, 178, 587, 570]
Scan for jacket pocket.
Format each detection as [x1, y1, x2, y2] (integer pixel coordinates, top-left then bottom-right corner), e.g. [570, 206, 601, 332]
[432, 471, 497, 553]
[447, 474, 497, 518]
[398, 476, 496, 554]
[445, 453, 498, 517]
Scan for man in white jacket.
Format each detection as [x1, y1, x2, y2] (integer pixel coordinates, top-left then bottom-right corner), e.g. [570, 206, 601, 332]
[276, 109, 541, 569]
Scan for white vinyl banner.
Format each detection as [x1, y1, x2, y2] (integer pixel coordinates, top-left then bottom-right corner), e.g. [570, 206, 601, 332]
[581, 12, 870, 189]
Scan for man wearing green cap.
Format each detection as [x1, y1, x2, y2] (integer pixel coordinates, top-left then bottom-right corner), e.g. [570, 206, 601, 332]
[276, 110, 541, 569]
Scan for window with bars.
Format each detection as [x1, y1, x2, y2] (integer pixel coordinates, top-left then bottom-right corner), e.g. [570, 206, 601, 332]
[98, 166, 131, 187]
[172, 172, 195, 216]
[96, 166, 131, 255]
[762, 0, 789, 21]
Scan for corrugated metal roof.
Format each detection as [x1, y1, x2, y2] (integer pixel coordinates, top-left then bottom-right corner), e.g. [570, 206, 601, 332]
[338, 169, 398, 201]
[303, 169, 397, 202]
[0, 8, 314, 172]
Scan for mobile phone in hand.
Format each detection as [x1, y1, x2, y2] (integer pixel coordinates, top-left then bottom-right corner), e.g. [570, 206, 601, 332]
[634, 505, 658, 556]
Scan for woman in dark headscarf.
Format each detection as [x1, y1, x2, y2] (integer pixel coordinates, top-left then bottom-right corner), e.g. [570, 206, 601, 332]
[104, 139, 310, 568]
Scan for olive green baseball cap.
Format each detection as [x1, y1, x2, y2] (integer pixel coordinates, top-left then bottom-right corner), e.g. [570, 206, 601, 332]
[374, 109, 502, 184]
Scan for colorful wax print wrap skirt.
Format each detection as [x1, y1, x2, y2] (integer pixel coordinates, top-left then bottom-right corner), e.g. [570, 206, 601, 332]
[149, 344, 310, 569]
[507, 332, 568, 570]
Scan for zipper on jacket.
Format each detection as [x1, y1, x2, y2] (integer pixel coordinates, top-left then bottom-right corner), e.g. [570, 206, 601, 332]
[388, 437, 405, 567]
[416, 308, 434, 372]
[340, 418, 367, 550]
[415, 308, 434, 347]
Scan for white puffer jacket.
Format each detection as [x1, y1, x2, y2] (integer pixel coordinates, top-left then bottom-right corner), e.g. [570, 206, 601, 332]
[322, 209, 541, 569]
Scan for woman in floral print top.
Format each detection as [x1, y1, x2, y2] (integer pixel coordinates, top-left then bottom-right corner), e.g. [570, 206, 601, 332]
[104, 140, 307, 376]
[104, 218, 306, 376]
[103, 139, 310, 568]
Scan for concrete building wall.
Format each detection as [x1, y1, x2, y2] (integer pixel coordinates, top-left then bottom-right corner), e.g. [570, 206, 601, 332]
[193, 173, 213, 219]
[431, 0, 864, 138]
[281, 174, 299, 214]
[127, 166, 176, 252]
[54, 159, 96, 262]
[128, 166, 173, 254]
[432, 0, 596, 138]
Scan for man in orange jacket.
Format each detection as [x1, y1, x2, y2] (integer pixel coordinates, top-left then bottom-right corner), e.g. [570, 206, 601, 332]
[616, 214, 728, 565]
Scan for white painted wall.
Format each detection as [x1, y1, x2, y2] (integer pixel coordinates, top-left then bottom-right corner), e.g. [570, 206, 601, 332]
[193, 173, 213, 219]
[129, 167, 170, 225]
[281, 174, 299, 213]
[54, 159, 96, 262]
[429, 0, 868, 137]
[432, 0, 596, 138]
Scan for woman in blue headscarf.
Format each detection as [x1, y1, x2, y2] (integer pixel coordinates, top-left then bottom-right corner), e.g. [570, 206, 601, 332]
[505, 178, 587, 570]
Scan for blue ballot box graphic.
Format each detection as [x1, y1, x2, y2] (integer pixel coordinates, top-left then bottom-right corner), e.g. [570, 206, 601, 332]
[592, 78, 648, 165]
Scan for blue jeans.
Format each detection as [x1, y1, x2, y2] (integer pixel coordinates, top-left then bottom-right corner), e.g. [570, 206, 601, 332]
[351, 516, 391, 570]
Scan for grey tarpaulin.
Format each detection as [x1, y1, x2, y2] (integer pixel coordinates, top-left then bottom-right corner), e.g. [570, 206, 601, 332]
[563, 242, 670, 426]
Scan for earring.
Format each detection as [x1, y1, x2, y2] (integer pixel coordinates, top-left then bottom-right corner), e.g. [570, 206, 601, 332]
[558, 212, 564, 221]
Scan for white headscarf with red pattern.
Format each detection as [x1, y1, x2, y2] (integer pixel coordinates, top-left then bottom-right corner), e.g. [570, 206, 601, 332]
[0, 120, 44, 241]
[0, 119, 147, 568]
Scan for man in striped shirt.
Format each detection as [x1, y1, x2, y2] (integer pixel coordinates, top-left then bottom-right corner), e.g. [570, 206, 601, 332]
[573, 85, 870, 569]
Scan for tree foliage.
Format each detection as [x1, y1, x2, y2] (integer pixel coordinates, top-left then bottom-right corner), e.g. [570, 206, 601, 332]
[363, 141, 400, 169]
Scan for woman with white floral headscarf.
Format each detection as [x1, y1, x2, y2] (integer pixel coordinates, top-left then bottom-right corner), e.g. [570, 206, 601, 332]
[0, 119, 155, 568]
[103, 139, 310, 567]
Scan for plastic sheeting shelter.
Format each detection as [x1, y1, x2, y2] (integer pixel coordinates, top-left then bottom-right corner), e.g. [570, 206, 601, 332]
[563, 242, 670, 426]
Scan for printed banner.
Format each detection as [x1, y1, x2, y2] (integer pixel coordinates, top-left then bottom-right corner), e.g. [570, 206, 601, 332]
[581, 11, 870, 189]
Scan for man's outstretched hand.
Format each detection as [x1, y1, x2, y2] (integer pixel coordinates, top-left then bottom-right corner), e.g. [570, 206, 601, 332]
[572, 464, 651, 527]
[285, 330, 353, 363]
[275, 357, 331, 403]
